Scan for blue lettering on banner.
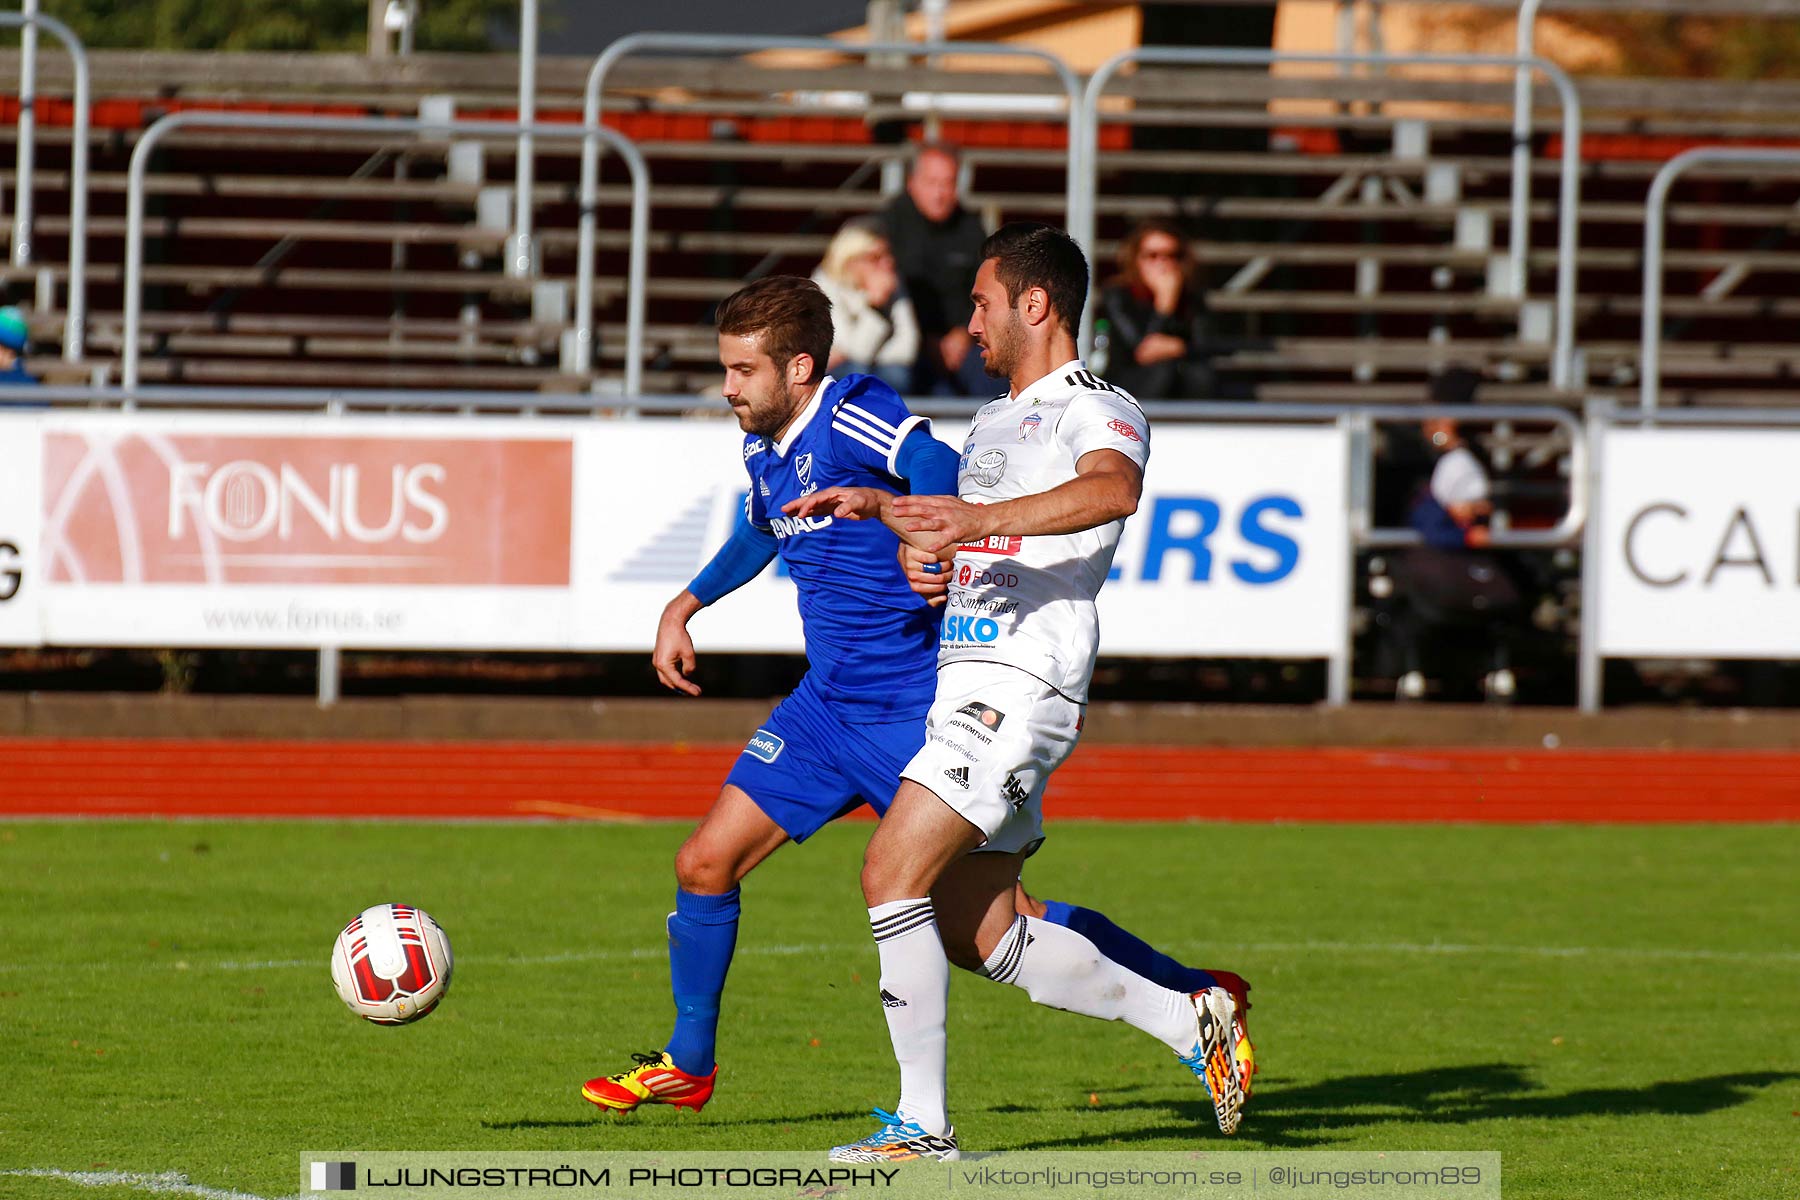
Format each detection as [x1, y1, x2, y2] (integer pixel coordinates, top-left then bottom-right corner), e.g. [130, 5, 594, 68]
[941, 615, 1001, 643]
[744, 730, 785, 763]
[1139, 497, 1222, 582]
[1233, 496, 1303, 584]
[1114, 494, 1304, 585]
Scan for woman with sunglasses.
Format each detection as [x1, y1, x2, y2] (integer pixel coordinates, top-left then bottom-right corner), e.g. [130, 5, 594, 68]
[1097, 218, 1222, 400]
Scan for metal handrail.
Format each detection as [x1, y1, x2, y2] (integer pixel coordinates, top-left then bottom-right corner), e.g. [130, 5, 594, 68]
[1079, 48, 1584, 390]
[1640, 147, 1800, 411]
[12, 0, 36, 270]
[510, 0, 540, 280]
[0, 11, 89, 362]
[1513, 0, 1545, 301]
[122, 112, 650, 392]
[575, 33, 1086, 376]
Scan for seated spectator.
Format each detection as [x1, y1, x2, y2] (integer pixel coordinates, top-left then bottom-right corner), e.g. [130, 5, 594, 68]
[0, 306, 39, 390]
[879, 144, 989, 396]
[1386, 368, 1522, 701]
[1097, 219, 1222, 400]
[1411, 369, 1493, 549]
[811, 218, 918, 393]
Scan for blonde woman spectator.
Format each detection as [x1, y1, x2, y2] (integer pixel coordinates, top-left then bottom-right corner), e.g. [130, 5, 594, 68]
[811, 218, 919, 392]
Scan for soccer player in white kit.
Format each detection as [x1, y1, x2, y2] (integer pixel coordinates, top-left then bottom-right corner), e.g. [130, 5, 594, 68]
[790, 224, 1252, 1160]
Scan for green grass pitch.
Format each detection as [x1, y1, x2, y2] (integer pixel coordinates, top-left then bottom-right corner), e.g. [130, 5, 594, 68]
[2, 818, 1796, 1200]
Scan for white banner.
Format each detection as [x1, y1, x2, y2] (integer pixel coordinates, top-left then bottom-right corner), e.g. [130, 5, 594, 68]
[1598, 427, 1800, 657]
[600, 420, 1349, 660]
[0, 414, 43, 646]
[1099, 424, 1347, 657]
[0, 411, 585, 649]
[0, 412, 1348, 660]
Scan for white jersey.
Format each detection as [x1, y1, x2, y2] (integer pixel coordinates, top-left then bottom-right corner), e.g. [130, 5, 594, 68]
[938, 359, 1150, 702]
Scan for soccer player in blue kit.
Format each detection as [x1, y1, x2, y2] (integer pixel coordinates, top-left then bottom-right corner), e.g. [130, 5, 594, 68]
[582, 275, 1246, 1115]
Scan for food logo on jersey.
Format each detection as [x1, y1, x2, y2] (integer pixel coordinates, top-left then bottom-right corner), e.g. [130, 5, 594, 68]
[1108, 419, 1143, 443]
[955, 566, 1018, 589]
[1018, 413, 1042, 441]
[969, 449, 1007, 488]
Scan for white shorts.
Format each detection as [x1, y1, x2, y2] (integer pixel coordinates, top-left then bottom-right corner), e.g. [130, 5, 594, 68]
[899, 661, 1083, 856]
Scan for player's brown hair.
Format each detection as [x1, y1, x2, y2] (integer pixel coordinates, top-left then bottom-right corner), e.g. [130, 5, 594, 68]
[715, 275, 834, 382]
[981, 222, 1089, 337]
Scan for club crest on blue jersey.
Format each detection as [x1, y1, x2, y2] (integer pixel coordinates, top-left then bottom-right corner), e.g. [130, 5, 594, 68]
[796, 451, 816, 494]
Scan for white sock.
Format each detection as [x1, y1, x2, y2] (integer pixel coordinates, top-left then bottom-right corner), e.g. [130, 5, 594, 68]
[869, 898, 951, 1136]
[983, 914, 1197, 1054]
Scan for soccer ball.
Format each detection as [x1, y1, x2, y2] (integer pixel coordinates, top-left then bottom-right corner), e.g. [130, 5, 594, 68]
[330, 903, 453, 1025]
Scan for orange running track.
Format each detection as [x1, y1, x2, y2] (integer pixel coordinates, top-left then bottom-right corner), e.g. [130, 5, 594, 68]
[2, 738, 1797, 822]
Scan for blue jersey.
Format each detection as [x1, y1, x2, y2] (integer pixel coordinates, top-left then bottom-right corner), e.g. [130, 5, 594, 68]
[742, 375, 939, 722]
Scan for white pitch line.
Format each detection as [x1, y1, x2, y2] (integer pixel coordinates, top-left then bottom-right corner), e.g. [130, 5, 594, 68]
[0, 1169, 300, 1200]
[3, 937, 1797, 979]
[1198, 939, 1800, 965]
[0, 941, 848, 977]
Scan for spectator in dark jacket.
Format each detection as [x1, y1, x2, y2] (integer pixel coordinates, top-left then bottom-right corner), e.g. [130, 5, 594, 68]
[879, 144, 989, 395]
[1097, 219, 1223, 400]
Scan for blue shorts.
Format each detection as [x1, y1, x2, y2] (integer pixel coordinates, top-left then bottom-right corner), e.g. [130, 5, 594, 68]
[725, 677, 926, 842]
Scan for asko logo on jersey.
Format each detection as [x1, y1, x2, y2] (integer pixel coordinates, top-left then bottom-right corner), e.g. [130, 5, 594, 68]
[941, 614, 1001, 644]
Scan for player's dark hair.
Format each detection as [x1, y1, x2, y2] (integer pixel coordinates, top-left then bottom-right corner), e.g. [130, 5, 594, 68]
[981, 222, 1089, 337]
[715, 275, 833, 382]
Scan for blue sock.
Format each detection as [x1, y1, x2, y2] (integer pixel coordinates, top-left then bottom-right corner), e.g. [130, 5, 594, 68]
[1040, 899, 1215, 994]
[663, 887, 740, 1076]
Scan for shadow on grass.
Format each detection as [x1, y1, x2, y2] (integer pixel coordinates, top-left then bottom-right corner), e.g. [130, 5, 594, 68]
[1010, 1064, 1799, 1149]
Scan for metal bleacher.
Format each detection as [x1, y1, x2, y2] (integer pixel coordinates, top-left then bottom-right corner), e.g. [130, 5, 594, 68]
[3, 26, 1800, 406]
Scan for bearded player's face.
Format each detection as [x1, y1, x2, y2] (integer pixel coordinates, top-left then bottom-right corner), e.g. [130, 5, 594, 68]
[968, 257, 1024, 380]
[718, 332, 807, 439]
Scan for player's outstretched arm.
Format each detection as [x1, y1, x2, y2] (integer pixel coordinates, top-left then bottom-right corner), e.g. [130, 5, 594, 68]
[653, 590, 705, 696]
[658, 513, 779, 697]
[783, 487, 950, 557]
[892, 448, 1143, 554]
[784, 486, 891, 522]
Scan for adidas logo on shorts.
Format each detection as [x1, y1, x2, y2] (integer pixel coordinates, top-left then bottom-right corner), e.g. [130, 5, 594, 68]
[880, 989, 908, 1008]
[943, 766, 970, 789]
